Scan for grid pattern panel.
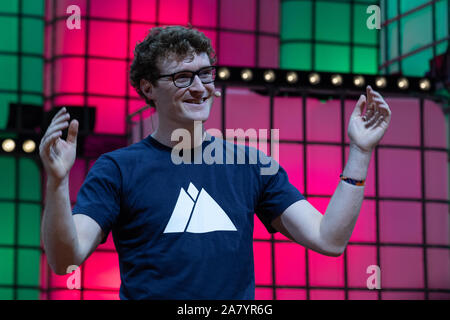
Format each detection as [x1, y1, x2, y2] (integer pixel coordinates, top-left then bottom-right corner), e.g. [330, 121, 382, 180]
[280, 0, 379, 74]
[380, 0, 449, 76]
[0, 0, 45, 300]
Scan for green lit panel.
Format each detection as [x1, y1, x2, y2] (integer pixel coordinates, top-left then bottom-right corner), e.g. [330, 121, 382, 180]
[281, 0, 379, 74]
[0, 202, 15, 246]
[19, 158, 41, 201]
[315, 44, 350, 73]
[280, 1, 312, 41]
[0, 156, 42, 300]
[0, 0, 45, 130]
[0, 248, 14, 286]
[280, 43, 312, 71]
[18, 203, 41, 246]
[381, 0, 448, 76]
[315, 1, 350, 43]
[0, 156, 15, 199]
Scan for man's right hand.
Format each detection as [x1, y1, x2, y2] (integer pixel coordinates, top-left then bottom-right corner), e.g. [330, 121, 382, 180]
[39, 107, 79, 183]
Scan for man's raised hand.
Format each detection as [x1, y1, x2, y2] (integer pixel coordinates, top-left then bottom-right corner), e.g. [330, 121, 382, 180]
[39, 107, 79, 183]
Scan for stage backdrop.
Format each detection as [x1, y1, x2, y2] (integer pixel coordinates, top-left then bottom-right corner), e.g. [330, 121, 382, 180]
[0, 0, 448, 300]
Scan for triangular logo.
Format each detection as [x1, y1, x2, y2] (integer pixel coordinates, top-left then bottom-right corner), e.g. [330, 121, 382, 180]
[163, 183, 237, 233]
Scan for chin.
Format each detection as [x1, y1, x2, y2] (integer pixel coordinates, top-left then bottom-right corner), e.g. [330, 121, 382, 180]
[180, 102, 212, 122]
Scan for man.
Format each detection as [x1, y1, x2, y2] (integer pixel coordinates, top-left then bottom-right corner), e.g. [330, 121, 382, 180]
[39, 26, 391, 299]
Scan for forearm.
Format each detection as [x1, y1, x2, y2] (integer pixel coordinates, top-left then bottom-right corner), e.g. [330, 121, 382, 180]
[320, 144, 372, 253]
[41, 176, 81, 274]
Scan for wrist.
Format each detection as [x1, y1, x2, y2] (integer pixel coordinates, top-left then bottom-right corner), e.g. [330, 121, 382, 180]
[46, 175, 69, 190]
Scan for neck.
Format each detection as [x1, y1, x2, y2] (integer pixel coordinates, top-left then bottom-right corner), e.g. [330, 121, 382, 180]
[151, 118, 206, 149]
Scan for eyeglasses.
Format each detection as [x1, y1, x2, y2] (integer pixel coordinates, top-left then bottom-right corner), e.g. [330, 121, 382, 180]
[157, 66, 216, 88]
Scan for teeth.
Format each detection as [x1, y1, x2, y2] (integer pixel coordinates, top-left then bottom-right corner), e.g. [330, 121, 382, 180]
[185, 98, 206, 104]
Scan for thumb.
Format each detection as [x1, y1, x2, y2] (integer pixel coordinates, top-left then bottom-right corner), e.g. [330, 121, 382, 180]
[66, 119, 78, 145]
[352, 94, 366, 118]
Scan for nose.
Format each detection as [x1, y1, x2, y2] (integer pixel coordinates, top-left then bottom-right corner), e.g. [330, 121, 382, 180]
[189, 75, 206, 91]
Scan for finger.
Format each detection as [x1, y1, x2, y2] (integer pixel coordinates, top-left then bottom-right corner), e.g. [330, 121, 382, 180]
[40, 130, 62, 158]
[66, 119, 78, 145]
[49, 114, 70, 130]
[352, 94, 366, 118]
[370, 114, 385, 129]
[45, 121, 69, 139]
[48, 108, 69, 128]
[365, 110, 380, 128]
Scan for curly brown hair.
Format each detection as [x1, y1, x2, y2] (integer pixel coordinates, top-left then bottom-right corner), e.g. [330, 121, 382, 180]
[129, 25, 217, 107]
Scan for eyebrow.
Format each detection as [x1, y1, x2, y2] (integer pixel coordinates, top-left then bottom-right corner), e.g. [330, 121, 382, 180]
[165, 65, 212, 75]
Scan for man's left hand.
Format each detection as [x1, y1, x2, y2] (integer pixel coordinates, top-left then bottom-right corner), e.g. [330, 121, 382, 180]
[348, 85, 392, 153]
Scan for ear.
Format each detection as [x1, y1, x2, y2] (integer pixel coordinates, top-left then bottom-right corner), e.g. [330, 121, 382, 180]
[140, 79, 154, 101]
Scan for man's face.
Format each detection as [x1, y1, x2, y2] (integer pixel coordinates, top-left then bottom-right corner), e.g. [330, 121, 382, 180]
[151, 52, 215, 126]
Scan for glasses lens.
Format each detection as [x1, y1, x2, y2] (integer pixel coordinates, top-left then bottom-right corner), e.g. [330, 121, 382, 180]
[174, 72, 193, 87]
[173, 67, 216, 88]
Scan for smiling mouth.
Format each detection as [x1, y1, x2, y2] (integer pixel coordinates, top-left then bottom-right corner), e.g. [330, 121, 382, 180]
[183, 97, 208, 105]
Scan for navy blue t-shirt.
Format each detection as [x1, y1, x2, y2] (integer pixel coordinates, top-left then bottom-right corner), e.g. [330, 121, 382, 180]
[72, 134, 304, 299]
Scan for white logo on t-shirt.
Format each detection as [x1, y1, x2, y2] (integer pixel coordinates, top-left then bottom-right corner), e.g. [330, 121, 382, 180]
[163, 182, 237, 233]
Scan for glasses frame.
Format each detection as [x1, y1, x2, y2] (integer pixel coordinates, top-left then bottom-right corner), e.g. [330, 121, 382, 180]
[157, 66, 217, 88]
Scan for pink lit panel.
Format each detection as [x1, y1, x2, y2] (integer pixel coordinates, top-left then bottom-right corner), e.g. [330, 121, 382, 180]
[426, 203, 450, 245]
[55, 0, 87, 18]
[220, 0, 256, 31]
[83, 291, 120, 300]
[276, 289, 306, 300]
[382, 291, 425, 300]
[204, 91, 222, 132]
[97, 233, 116, 251]
[87, 59, 127, 96]
[159, 0, 189, 25]
[424, 100, 447, 148]
[307, 99, 341, 143]
[259, 0, 279, 33]
[310, 289, 345, 300]
[425, 151, 448, 199]
[87, 97, 126, 134]
[53, 95, 85, 109]
[278, 143, 303, 192]
[379, 201, 422, 244]
[88, 21, 128, 59]
[131, 0, 157, 22]
[308, 249, 345, 287]
[253, 214, 271, 240]
[348, 291, 378, 300]
[380, 247, 424, 289]
[274, 242, 306, 286]
[258, 36, 279, 68]
[69, 159, 87, 202]
[192, 0, 218, 27]
[225, 88, 270, 133]
[219, 32, 255, 67]
[83, 251, 120, 290]
[349, 200, 376, 243]
[306, 197, 329, 215]
[378, 149, 421, 198]
[53, 58, 85, 94]
[306, 145, 342, 196]
[47, 289, 82, 300]
[346, 245, 377, 288]
[273, 97, 303, 141]
[90, 0, 127, 19]
[54, 20, 85, 56]
[255, 288, 273, 300]
[379, 98, 420, 146]
[254, 241, 272, 286]
[427, 248, 450, 290]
